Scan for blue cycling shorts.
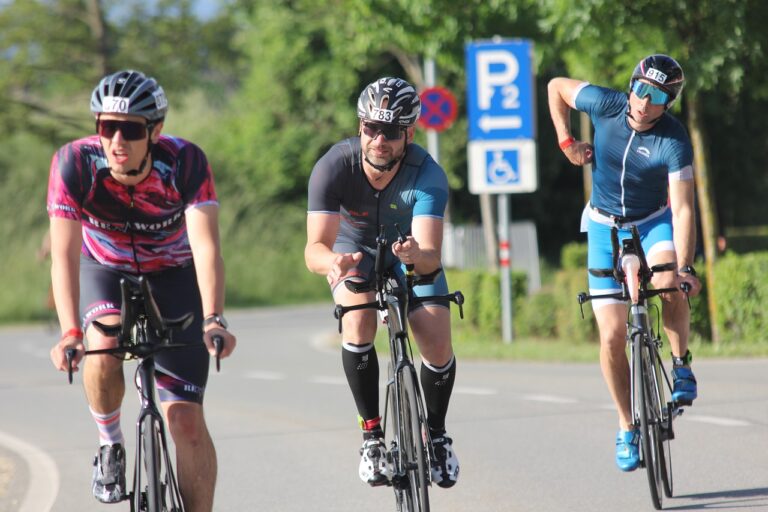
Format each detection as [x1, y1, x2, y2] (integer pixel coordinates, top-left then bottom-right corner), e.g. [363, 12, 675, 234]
[586, 208, 675, 294]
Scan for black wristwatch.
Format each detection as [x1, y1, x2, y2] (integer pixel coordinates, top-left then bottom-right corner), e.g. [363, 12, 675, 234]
[203, 313, 228, 331]
[678, 265, 697, 277]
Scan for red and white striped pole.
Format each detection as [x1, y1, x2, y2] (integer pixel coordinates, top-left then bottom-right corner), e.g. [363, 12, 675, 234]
[498, 194, 513, 342]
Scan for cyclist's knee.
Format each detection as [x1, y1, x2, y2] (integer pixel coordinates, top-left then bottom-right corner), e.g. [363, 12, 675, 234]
[164, 402, 208, 445]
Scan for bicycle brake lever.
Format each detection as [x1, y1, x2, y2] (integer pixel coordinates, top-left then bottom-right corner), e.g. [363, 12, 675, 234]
[212, 335, 223, 372]
[680, 282, 692, 309]
[453, 291, 465, 319]
[65, 348, 77, 384]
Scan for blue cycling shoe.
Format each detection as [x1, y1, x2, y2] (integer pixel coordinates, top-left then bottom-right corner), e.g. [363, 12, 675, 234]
[615, 430, 640, 472]
[671, 366, 697, 405]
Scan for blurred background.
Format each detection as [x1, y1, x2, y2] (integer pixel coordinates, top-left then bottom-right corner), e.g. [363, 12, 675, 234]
[2, 0, 766, 349]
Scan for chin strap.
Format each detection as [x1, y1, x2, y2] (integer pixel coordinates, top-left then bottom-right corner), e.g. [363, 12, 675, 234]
[625, 100, 665, 126]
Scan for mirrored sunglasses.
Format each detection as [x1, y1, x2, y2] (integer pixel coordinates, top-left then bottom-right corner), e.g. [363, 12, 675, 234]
[631, 81, 669, 106]
[97, 120, 148, 141]
[362, 122, 404, 141]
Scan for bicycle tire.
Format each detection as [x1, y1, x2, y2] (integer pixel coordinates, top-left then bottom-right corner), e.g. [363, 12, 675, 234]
[653, 351, 674, 498]
[141, 415, 164, 512]
[634, 335, 663, 510]
[397, 366, 430, 512]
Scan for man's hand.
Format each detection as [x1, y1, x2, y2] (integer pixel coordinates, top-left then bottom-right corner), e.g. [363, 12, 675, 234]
[392, 236, 420, 266]
[563, 141, 594, 166]
[203, 328, 237, 358]
[677, 272, 701, 298]
[50, 336, 85, 372]
[327, 252, 363, 285]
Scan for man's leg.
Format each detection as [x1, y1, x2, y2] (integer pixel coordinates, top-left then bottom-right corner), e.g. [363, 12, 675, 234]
[84, 316, 129, 503]
[593, 304, 632, 430]
[649, 249, 697, 403]
[410, 305, 459, 488]
[163, 402, 216, 512]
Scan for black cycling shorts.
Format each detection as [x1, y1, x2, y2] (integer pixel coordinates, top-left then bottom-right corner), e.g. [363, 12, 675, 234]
[79, 256, 209, 404]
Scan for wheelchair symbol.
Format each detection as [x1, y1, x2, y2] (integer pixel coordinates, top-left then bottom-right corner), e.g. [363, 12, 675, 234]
[486, 150, 519, 184]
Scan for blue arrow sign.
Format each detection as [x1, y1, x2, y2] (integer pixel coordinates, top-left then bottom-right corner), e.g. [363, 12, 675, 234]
[466, 40, 534, 140]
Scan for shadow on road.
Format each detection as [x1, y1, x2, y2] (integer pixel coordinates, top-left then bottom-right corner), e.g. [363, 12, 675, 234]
[665, 487, 768, 510]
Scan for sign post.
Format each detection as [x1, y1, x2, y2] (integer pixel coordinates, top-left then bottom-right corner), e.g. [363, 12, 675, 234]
[465, 39, 537, 343]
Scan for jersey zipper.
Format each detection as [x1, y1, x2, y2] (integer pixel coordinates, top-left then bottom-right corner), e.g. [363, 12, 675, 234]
[126, 186, 142, 273]
[619, 131, 636, 217]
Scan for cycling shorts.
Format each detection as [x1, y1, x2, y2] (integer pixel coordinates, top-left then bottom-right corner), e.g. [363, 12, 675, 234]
[586, 207, 675, 296]
[330, 240, 450, 311]
[79, 256, 209, 404]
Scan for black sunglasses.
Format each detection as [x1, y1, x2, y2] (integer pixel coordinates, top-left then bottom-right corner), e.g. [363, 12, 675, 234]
[362, 122, 404, 141]
[96, 119, 149, 141]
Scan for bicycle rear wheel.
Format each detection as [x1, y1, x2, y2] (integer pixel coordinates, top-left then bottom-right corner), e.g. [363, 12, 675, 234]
[394, 366, 430, 512]
[634, 336, 664, 510]
[140, 415, 184, 512]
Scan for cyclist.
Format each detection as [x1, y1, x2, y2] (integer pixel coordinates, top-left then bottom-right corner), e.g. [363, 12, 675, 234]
[305, 77, 459, 488]
[547, 55, 702, 472]
[47, 69, 236, 511]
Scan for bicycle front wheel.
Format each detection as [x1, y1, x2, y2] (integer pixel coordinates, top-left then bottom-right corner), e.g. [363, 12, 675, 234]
[634, 336, 664, 510]
[140, 415, 184, 512]
[396, 366, 430, 512]
[653, 352, 674, 498]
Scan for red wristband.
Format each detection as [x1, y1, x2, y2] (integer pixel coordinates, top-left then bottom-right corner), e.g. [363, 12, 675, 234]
[61, 327, 84, 340]
[559, 136, 576, 151]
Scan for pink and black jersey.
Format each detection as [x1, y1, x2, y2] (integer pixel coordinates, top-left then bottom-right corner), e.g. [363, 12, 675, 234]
[47, 134, 218, 273]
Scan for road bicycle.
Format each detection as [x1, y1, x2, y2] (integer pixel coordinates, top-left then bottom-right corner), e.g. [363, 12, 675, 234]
[577, 225, 690, 510]
[66, 276, 222, 512]
[334, 224, 464, 512]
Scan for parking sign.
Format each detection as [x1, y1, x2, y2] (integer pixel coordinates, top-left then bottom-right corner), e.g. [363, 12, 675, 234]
[466, 39, 537, 194]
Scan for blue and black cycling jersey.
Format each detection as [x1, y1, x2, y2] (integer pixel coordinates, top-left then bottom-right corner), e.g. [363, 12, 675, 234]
[307, 137, 448, 252]
[575, 84, 693, 219]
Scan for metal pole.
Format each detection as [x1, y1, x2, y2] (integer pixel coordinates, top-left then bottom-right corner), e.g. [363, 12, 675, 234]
[498, 194, 513, 342]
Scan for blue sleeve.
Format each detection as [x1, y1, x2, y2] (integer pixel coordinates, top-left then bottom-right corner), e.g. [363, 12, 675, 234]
[662, 123, 694, 174]
[575, 85, 627, 121]
[413, 160, 448, 218]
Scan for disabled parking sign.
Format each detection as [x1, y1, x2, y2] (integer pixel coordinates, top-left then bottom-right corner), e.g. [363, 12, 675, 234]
[466, 39, 538, 194]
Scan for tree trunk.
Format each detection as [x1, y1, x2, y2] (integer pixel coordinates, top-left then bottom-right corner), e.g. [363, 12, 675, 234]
[579, 112, 593, 204]
[86, 0, 110, 76]
[685, 93, 720, 344]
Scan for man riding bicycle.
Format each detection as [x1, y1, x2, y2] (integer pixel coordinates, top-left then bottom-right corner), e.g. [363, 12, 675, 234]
[305, 77, 459, 488]
[47, 69, 236, 511]
[547, 55, 702, 472]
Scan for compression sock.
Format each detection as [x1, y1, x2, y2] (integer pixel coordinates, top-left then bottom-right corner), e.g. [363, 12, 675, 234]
[420, 355, 457, 434]
[90, 407, 125, 446]
[342, 342, 380, 425]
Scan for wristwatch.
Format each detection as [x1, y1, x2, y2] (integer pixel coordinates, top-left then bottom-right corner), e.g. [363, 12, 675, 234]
[203, 313, 228, 331]
[678, 265, 697, 277]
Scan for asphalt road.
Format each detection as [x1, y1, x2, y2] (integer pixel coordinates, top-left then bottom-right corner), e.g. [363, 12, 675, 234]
[1, 304, 767, 511]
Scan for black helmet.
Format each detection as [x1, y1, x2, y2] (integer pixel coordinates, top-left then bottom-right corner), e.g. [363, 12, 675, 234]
[629, 54, 684, 107]
[357, 77, 420, 127]
[91, 70, 168, 122]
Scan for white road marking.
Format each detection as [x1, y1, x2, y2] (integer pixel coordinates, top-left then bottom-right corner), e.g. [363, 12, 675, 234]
[684, 415, 752, 427]
[309, 375, 347, 386]
[523, 394, 579, 404]
[0, 430, 58, 512]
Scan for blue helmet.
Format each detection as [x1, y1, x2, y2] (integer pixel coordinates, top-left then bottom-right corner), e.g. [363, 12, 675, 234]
[91, 70, 168, 122]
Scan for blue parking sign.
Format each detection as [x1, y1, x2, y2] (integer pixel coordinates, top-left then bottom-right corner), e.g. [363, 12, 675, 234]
[466, 40, 534, 140]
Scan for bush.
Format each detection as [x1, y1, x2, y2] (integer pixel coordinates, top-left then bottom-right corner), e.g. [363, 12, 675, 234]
[712, 251, 768, 343]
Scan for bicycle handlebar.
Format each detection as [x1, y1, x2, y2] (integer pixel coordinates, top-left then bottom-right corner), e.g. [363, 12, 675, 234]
[65, 276, 224, 384]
